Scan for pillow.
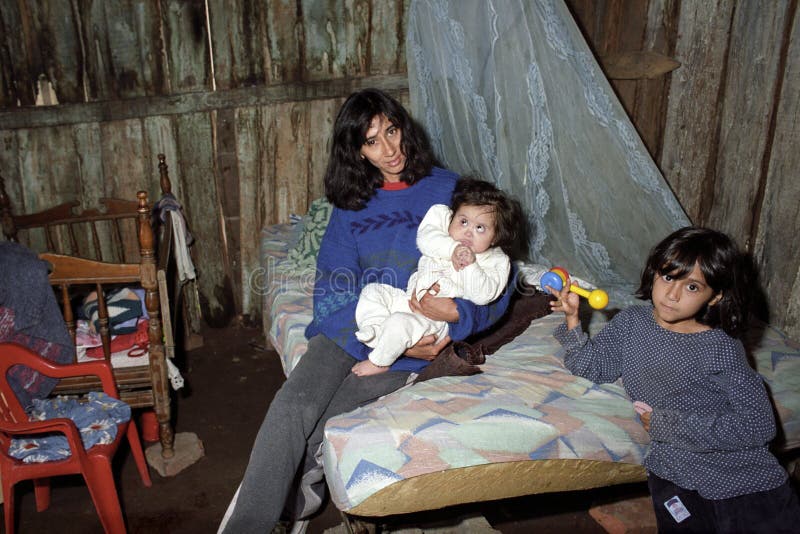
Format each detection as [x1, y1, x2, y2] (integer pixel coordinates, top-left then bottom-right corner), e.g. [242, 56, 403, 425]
[283, 197, 333, 270]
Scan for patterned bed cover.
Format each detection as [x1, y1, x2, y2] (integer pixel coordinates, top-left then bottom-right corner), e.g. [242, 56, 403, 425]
[260, 224, 800, 516]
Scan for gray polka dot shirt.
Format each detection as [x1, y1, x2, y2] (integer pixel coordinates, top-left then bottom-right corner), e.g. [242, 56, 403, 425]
[554, 305, 787, 499]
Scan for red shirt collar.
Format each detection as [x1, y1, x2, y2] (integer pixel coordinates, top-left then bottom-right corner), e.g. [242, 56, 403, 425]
[381, 180, 410, 191]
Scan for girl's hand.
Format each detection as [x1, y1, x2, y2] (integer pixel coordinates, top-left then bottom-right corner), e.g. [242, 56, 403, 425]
[451, 245, 476, 271]
[548, 277, 581, 330]
[404, 334, 451, 360]
[409, 284, 460, 322]
[633, 401, 653, 432]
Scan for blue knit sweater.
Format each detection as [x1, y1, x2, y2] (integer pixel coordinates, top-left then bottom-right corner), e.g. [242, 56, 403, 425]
[305, 168, 513, 372]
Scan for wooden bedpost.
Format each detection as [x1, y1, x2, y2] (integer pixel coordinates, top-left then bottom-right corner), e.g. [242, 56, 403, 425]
[138, 191, 175, 459]
[158, 154, 172, 195]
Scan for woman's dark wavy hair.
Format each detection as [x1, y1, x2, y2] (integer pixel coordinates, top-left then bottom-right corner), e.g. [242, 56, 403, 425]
[324, 89, 434, 210]
[635, 226, 749, 337]
[450, 177, 526, 260]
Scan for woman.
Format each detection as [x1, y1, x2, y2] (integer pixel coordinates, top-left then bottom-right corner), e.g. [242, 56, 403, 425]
[219, 89, 513, 533]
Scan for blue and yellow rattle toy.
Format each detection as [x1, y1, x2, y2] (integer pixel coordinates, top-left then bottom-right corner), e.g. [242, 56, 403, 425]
[540, 266, 609, 310]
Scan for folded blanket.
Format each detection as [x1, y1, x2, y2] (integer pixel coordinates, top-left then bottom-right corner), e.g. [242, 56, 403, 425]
[82, 288, 142, 334]
[0, 242, 74, 410]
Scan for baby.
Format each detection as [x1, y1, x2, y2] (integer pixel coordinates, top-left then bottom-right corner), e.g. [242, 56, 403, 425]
[352, 177, 521, 376]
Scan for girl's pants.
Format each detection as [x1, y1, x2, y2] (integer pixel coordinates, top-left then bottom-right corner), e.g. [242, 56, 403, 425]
[218, 334, 410, 534]
[355, 282, 448, 366]
[647, 472, 800, 533]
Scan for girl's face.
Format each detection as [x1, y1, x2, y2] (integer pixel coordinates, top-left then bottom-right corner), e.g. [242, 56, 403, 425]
[448, 205, 496, 254]
[360, 114, 406, 182]
[651, 261, 722, 333]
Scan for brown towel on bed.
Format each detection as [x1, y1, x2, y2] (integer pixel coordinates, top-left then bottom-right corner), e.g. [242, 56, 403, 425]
[414, 283, 554, 383]
[467, 282, 553, 355]
[413, 341, 486, 383]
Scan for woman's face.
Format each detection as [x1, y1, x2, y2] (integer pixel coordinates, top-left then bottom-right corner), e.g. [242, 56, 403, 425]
[360, 114, 406, 182]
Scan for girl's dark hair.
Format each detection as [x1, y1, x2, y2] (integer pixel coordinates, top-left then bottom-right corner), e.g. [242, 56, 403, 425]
[450, 177, 525, 260]
[636, 226, 749, 337]
[324, 89, 434, 210]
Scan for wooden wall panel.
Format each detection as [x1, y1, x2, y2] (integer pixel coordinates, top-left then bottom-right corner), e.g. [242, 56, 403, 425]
[369, 0, 406, 75]
[0, 2, 35, 107]
[26, 1, 84, 104]
[79, 0, 164, 100]
[753, 9, 800, 341]
[214, 107, 243, 313]
[660, 0, 734, 223]
[631, 0, 678, 162]
[265, 0, 303, 83]
[100, 119, 147, 200]
[306, 98, 343, 200]
[706, 1, 790, 247]
[273, 102, 311, 223]
[100, 119, 147, 261]
[208, 1, 267, 89]
[73, 123, 104, 209]
[174, 111, 230, 326]
[162, 0, 211, 93]
[302, 0, 370, 81]
[235, 106, 269, 320]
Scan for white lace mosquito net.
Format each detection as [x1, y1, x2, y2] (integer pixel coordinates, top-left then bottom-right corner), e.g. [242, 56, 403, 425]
[407, 0, 690, 305]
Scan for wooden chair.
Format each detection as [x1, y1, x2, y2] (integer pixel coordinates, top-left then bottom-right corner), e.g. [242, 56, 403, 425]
[0, 158, 181, 460]
[0, 342, 152, 533]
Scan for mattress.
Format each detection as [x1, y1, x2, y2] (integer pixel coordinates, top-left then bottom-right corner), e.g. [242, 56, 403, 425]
[260, 223, 800, 516]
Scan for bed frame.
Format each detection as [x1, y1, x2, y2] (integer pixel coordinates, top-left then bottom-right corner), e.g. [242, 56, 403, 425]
[0, 155, 183, 459]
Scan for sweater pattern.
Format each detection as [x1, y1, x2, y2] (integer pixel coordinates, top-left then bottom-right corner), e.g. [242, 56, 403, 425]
[350, 211, 421, 234]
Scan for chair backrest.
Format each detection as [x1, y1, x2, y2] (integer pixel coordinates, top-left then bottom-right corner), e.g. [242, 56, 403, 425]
[0, 344, 35, 426]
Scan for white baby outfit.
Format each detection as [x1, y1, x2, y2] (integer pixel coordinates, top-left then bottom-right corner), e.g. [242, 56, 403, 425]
[355, 204, 510, 367]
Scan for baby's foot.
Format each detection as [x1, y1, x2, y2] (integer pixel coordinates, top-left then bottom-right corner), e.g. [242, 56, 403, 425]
[355, 325, 378, 343]
[352, 359, 389, 376]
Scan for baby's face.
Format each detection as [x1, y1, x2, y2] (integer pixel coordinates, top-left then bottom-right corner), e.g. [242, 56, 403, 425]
[448, 205, 496, 254]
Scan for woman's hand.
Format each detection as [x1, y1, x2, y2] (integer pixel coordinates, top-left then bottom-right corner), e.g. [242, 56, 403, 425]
[404, 334, 451, 360]
[409, 283, 459, 322]
[548, 277, 581, 330]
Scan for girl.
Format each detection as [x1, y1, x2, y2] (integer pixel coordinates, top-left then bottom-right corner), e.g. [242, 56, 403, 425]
[352, 177, 522, 376]
[219, 89, 514, 533]
[549, 227, 800, 533]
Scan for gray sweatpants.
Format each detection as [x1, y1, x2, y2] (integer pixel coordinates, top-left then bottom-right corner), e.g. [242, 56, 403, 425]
[218, 334, 411, 533]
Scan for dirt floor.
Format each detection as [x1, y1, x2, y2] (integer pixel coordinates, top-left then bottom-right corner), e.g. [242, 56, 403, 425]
[3, 323, 658, 533]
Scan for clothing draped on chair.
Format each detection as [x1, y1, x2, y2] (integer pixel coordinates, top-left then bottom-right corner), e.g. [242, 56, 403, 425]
[407, 0, 690, 301]
[0, 242, 73, 409]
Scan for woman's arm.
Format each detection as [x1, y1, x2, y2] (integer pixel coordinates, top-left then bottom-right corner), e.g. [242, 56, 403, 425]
[446, 266, 516, 341]
[306, 209, 362, 336]
[407, 267, 515, 343]
[647, 342, 777, 451]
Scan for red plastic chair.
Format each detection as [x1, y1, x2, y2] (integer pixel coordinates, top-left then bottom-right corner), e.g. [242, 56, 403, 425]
[0, 342, 152, 534]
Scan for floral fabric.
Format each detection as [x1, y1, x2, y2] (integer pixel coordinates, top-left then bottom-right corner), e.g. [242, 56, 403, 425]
[8, 392, 130, 463]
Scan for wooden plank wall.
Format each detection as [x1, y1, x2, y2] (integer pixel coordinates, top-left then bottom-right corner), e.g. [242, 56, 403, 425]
[1, 1, 798, 341]
[0, 0, 408, 327]
[569, 0, 800, 341]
